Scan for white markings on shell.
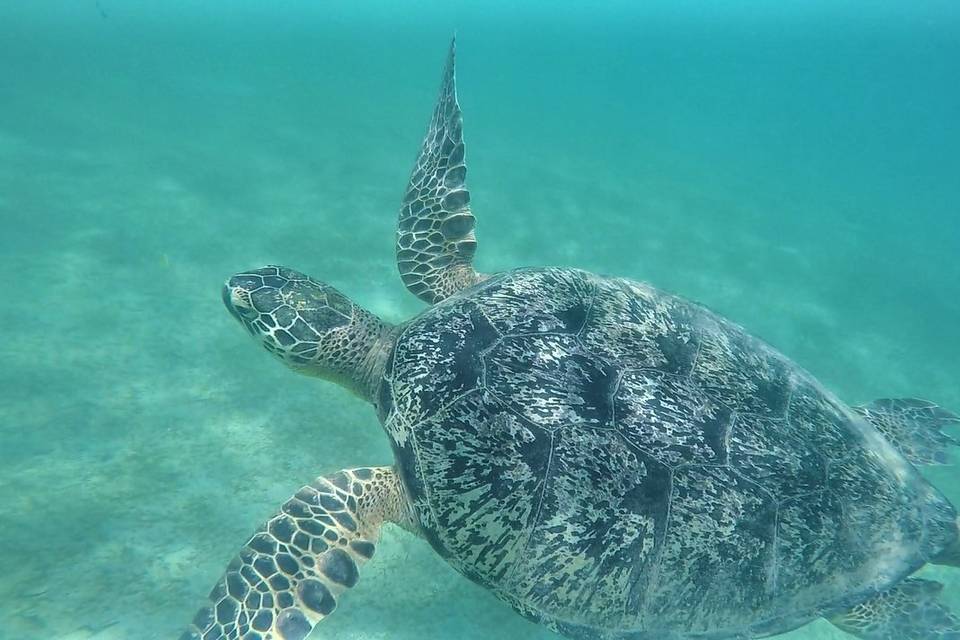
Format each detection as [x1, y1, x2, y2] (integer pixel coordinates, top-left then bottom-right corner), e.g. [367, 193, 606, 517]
[381, 267, 953, 636]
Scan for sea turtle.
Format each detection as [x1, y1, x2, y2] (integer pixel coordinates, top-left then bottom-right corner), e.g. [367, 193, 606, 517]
[182, 40, 960, 640]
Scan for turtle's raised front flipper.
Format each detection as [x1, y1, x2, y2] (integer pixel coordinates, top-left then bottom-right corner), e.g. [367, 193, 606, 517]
[829, 578, 960, 640]
[854, 398, 959, 466]
[397, 37, 483, 305]
[180, 467, 415, 640]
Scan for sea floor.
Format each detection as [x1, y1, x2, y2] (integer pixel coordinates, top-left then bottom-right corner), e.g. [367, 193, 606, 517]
[1, 4, 958, 639]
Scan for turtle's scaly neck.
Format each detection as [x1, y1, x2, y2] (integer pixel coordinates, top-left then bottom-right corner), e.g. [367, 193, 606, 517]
[352, 318, 398, 403]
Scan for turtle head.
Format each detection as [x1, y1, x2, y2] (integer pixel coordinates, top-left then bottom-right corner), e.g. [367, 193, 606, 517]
[222, 266, 392, 400]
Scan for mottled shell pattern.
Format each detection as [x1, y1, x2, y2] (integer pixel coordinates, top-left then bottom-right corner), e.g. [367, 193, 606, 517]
[377, 267, 955, 639]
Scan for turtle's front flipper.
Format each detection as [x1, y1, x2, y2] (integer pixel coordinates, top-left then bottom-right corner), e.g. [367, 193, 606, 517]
[397, 37, 483, 305]
[854, 398, 959, 466]
[180, 466, 415, 640]
[829, 578, 960, 640]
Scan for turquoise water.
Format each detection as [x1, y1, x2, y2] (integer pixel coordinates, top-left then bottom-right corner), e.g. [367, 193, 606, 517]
[1, 2, 959, 639]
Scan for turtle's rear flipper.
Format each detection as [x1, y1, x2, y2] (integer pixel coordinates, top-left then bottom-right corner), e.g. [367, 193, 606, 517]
[854, 398, 959, 466]
[830, 578, 960, 639]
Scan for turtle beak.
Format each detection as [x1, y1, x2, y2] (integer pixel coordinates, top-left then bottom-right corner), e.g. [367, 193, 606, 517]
[222, 279, 258, 323]
[222, 283, 243, 322]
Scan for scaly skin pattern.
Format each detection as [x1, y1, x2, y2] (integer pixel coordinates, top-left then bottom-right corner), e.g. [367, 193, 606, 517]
[396, 39, 481, 306]
[223, 266, 391, 398]
[181, 467, 414, 640]
[830, 578, 960, 640]
[378, 267, 957, 640]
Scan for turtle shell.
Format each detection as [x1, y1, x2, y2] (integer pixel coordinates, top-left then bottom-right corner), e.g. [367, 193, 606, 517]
[378, 267, 955, 638]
